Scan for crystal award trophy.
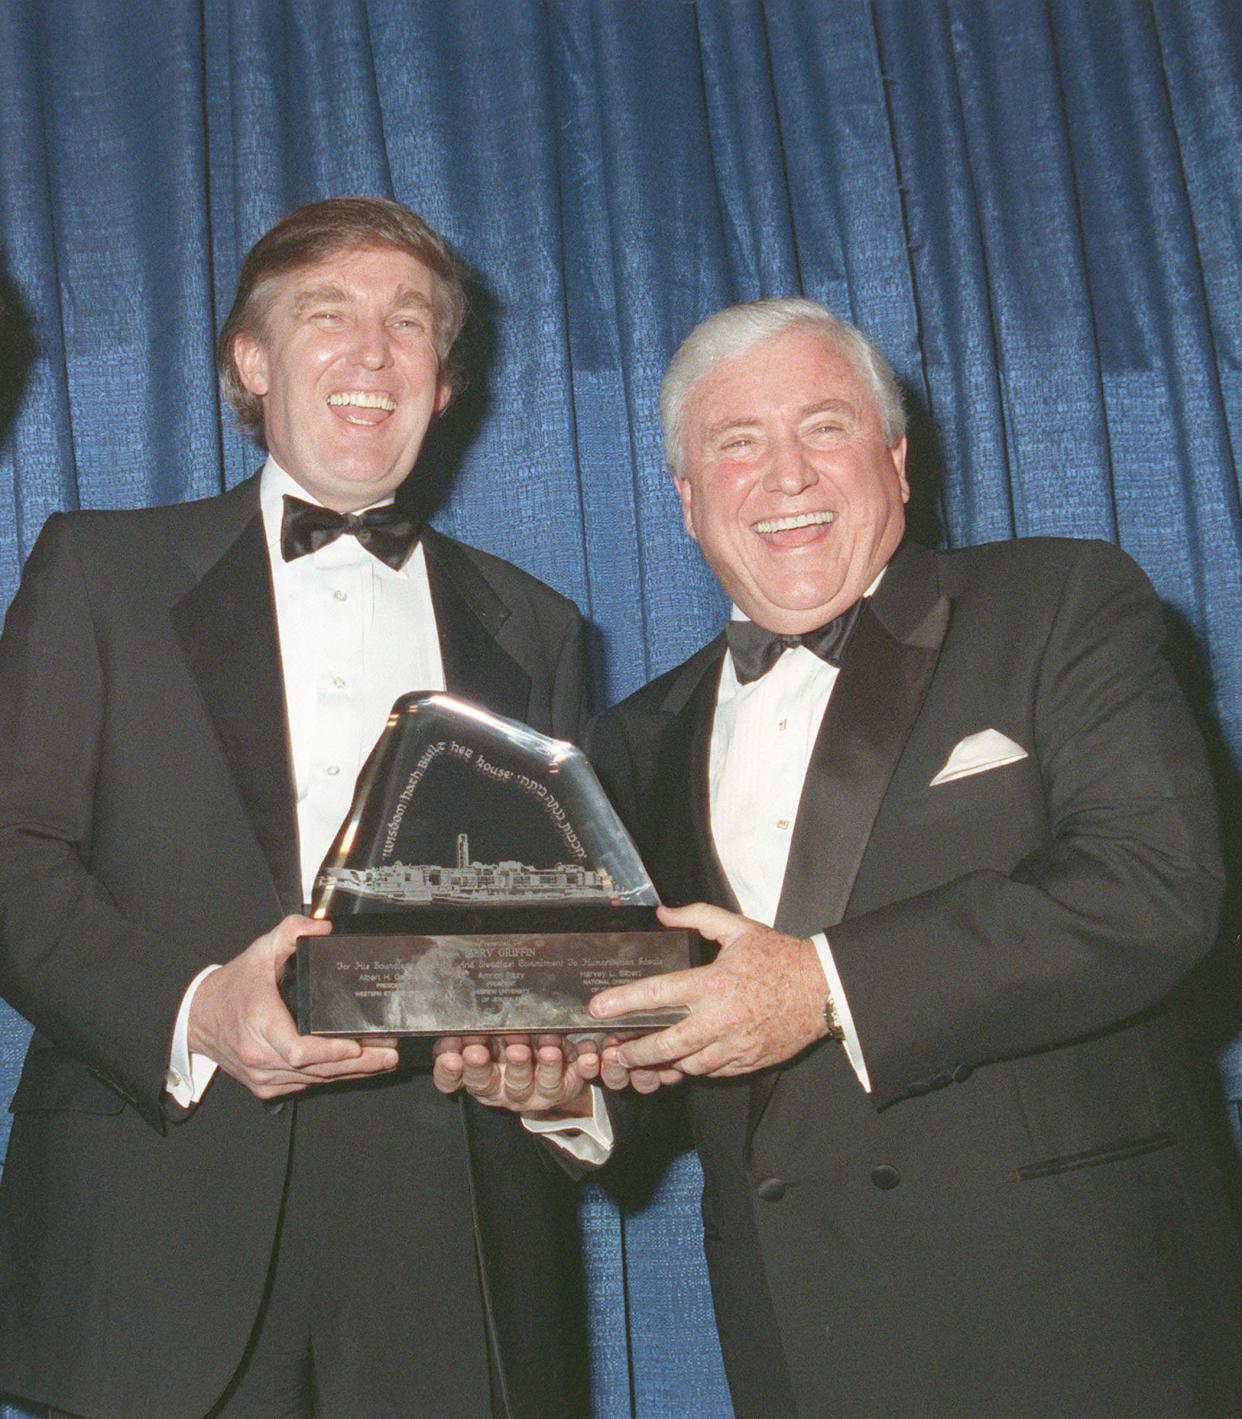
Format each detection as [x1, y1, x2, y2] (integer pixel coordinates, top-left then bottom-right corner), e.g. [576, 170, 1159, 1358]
[286, 692, 690, 1038]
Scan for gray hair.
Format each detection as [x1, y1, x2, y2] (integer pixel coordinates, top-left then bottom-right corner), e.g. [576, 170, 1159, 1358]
[659, 298, 906, 476]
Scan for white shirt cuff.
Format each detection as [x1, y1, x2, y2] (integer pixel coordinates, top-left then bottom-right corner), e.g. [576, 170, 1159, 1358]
[810, 932, 871, 1093]
[521, 1083, 615, 1166]
[165, 964, 222, 1108]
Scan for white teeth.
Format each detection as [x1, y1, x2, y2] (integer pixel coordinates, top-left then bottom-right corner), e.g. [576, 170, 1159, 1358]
[753, 511, 837, 534]
[327, 392, 397, 411]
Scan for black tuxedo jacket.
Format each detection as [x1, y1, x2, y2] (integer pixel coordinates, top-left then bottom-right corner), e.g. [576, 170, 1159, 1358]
[593, 538, 1242, 1418]
[0, 475, 590, 1418]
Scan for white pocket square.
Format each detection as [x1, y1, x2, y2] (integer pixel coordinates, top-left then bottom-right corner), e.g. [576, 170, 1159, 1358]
[929, 729, 1028, 786]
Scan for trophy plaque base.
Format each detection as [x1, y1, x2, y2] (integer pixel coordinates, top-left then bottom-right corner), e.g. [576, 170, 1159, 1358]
[289, 908, 691, 1037]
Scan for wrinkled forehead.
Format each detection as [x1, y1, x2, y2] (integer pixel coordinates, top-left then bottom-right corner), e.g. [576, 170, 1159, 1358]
[688, 327, 876, 426]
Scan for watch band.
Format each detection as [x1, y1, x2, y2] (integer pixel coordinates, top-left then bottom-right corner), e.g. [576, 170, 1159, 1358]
[822, 990, 844, 1041]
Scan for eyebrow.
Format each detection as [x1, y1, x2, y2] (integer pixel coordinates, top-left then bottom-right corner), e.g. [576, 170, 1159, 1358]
[289, 284, 436, 318]
[291, 284, 351, 317]
[702, 398, 857, 441]
[390, 287, 435, 314]
[798, 398, 857, 420]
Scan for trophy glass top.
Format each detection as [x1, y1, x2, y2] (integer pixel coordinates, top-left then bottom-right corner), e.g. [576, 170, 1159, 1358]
[311, 692, 660, 920]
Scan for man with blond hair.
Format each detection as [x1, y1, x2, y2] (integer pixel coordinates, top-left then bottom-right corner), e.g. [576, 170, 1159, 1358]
[0, 197, 589, 1418]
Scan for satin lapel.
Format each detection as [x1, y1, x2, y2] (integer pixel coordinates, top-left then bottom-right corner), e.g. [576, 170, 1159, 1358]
[654, 643, 752, 1161]
[682, 654, 741, 931]
[774, 600, 950, 936]
[423, 531, 530, 722]
[170, 502, 302, 913]
[749, 543, 950, 1135]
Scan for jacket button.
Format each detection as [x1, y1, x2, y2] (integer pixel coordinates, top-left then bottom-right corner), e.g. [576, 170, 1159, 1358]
[951, 1064, 973, 1084]
[756, 1176, 787, 1202]
[871, 1165, 901, 1190]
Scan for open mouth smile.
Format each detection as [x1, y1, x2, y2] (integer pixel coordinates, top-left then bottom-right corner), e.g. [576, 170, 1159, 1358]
[752, 511, 837, 534]
[327, 391, 397, 425]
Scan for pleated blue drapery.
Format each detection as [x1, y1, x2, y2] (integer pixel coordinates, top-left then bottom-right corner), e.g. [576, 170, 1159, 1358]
[1, 3, 1240, 1416]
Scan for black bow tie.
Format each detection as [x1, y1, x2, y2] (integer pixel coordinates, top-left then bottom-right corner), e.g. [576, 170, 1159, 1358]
[280, 495, 420, 570]
[725, 600, 864, 685]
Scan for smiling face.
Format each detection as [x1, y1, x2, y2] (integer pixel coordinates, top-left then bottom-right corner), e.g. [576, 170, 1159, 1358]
[675, 325, 909, 633]
[231, 245, 452, 511]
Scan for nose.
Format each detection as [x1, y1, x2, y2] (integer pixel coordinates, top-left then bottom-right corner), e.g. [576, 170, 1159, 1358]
[349, 317, 392, 370]
[763, 434, 817, 496]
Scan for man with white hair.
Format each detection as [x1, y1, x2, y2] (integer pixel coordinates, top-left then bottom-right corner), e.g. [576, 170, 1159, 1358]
[441, 298, 1242, 1416]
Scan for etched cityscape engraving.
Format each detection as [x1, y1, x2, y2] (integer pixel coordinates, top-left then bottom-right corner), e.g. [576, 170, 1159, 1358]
[321, 832, 618, 906]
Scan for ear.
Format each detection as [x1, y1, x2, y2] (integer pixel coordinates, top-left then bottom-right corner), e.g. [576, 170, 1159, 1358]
[889, 436, 910, 504]
[674, 474, 697, 541]
[232, 331, 270, 398]
[433, 373, 453, 416]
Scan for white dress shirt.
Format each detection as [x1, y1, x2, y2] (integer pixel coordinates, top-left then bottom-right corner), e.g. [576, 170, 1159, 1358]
[712, 615, 870, 1091]
[263, 461, 446, 900]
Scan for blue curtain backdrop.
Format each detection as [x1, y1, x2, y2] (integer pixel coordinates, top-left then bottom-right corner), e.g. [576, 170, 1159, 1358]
[1, 2, 1240, 1415]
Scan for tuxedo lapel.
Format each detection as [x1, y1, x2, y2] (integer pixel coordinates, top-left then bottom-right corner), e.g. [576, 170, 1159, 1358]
[423, 531, 530, 721]
[647, 641, 737, 925]
[751, 543, 950, 1132]
[170, 487, 302, 913]
[774, 565, 950, 937]
[684, 653, 740, 928]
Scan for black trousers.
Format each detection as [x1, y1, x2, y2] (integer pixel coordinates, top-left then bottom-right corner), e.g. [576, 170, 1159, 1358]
[205, 1074, 494, 1419]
